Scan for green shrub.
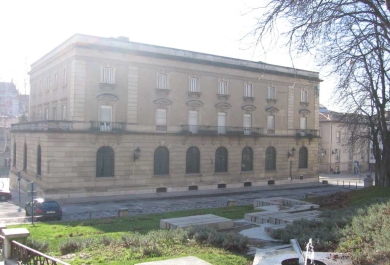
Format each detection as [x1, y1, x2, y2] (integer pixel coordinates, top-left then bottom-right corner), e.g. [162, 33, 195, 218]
[222, 232, 248, 252]
[26, 238, 49, 253]
[121, 233, 141, 247]
[59, 239, 82, 255]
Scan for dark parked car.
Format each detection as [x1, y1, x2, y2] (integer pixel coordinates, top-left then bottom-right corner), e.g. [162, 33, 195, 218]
[25, 198, 62, 221]
[0, 190, 12, 201]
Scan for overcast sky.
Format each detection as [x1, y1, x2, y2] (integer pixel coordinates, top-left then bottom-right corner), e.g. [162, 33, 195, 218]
[0, 0, 336, 108]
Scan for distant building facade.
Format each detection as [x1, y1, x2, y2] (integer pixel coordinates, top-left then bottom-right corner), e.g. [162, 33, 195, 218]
[319, 106, 369, 174]
[10, 34, 321, 198]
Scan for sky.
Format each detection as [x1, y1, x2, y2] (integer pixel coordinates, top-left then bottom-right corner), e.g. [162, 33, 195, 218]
[0, 0, 337, 109]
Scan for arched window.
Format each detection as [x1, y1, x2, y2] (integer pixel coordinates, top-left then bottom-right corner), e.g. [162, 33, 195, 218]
[299, 147, 308, 168]
[265, 147, 276, 170]
[154, 146, 169, 175]
[96, 146, 115, 177]
[241, 147, 253, 171]
[215, 147, 228, 173]
[23, 143, 27, 171]
[37, 145, 41, 175]
[13, 142, 16, 166]
[186, 146, 200, 174]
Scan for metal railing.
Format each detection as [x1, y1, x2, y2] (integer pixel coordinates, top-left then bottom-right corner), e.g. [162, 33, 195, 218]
[11, 240, 70, 265]
[11, 121, 73, 132]
[90, 121, 126, 132]
[181, 125, 263, 136]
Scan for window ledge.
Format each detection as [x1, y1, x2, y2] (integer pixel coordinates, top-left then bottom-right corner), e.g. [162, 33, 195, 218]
[300, 102, 309, 106]
[265, 169, 277, 172]
[153, 174, 171, 178]
[267, 99, 277, 103]
[185, 173, 202, 177]
[96, 176, 116, 180]
[243, 96, 255, 102]
[155, 88, 171, 95]
[214, 172, 229, 175]
[240, 171, 254, 175]
[99, 83, 116, 89]
[217, 94, 230, 100]
[188, 91, 202, 97]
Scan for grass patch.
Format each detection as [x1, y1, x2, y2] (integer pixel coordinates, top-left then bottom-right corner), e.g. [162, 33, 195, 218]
[9, 205, 255, 264]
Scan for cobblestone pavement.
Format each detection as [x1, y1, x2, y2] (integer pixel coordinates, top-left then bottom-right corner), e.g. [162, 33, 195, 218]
[0, 184, 347, 224]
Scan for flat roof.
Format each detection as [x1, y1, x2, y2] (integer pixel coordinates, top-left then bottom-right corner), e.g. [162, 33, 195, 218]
[31, 34, 321, 81]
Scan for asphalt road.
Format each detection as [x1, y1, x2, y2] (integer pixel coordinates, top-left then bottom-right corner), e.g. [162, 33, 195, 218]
[0, 178, 350, 224]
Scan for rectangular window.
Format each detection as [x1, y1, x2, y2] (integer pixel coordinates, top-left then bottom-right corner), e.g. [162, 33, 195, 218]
[102, 67, 114, 84]
[188, 110, 199, 134]
[218, 112, 226, 134]
[245, 84, 253, 97]
[156, 109, 167, 132]
[100, 105, 112, 131]
[63, 68, 67, 85]
[336, 131, 340, 143]
[218, 80, 228, 94]
[189, 77, 199, 92]
[267, 115, 275, 134]
[47, 76, 50, 91]
[300, 117, 307, 130]
[62, 104, 67, 120]
[52, 106, 57, 120]
[54, 73, 58, 89]
[301, 90, 308, 102]
[45, 108, 49, 120]
[268, 86, 275, 99]
[243, 114, 252, 135]
[157, 73, 167, 89]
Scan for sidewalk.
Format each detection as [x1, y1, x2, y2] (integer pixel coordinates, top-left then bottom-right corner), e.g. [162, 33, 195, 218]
[319, 171, 374, 187]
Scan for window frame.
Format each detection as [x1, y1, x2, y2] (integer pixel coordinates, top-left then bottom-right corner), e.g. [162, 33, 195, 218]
[298, 147, 308, 168]
[245, 83, 253, 97]
[265, 147, 276, 170]
[268, 86, 276, 99]
[157, 73, 168, 89]
[186, 146, 200, 174]
[154, 146, 169, 175]
[241, 147, 253, 172]
[189, 77, 199, 92]
[218, 80, 228, 95]
[301, 89, 308, 103]
[102, 67, 115, 84]
[215, 147, 228, 173]
[96, 146, 115, 177]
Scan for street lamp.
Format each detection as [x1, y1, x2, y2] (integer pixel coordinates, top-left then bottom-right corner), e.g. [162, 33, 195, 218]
[287, 147, 296, 158]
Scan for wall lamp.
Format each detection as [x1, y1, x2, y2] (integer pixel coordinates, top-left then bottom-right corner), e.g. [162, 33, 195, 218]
[287, 147, 296, 158]
[134, 147, 141, 161]
[332, 149, 338, 155]
[320, 149, 326, 157]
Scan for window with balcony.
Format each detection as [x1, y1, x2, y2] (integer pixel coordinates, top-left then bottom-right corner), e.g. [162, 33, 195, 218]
[300, 117, 307, 133]
[154, 146, 169, 175]
[186, 146, 200, 174]
[243, 114, 252, 135]
[265, 147, 276, 170]
[241, 147, 253, 171]
[217, 112, 226, 134]
[156, 109, 167, 132]
[100, 105, 112, 132]
[96, 146, 115, 177]
[215, 147, 228, 173]
[267, 115, 275, 134]
[37, 145, 41, 175]
[188, 110, 198, 134]
[299, 147, 308, 168]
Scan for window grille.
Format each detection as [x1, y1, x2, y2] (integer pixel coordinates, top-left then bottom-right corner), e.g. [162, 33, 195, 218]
[96, 146, 115, 177]
[189, 77, 199, 92]
[299, 147, 308, 168]
[241, 147, 253, 171]
[265, 147, 276, 170]
[103, 67, 114, 84]
[215, 147, 228, 172]
[154, 146, 169, 175]
[186, 146, 200, 174]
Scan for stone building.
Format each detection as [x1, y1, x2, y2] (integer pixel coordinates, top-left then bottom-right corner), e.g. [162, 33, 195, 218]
[10, 34, 321, 198]
[318, 106, 369, 174]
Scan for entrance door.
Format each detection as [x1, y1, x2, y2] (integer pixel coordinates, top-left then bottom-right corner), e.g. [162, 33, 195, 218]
[100, 105, 112, 131]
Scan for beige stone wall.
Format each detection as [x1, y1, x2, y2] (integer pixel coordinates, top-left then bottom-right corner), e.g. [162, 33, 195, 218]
[10, 132, 318, 197]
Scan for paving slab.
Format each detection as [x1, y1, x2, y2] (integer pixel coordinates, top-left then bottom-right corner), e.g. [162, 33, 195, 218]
[160, 214, 233, 230]
[136, 256, 211, 265]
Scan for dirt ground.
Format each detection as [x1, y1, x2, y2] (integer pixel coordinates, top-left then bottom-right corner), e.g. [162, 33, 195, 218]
[307, 191, 352, 209]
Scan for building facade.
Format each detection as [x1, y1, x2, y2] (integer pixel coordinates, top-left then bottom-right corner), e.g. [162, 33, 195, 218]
[10, 34, 321, 198]
[319, 107, 369, 174]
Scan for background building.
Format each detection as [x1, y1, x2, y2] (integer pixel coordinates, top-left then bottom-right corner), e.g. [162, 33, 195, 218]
[10, 34, 321, 198]
[319, 106, 369, 174]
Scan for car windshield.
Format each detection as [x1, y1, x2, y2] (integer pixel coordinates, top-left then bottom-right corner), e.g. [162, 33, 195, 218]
[41, 202, 60, 208]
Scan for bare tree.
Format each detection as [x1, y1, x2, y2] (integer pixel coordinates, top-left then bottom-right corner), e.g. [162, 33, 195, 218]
[248, 0, 390, 186]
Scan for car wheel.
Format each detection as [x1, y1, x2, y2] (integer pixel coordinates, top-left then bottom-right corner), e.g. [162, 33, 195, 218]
[0, 195, 6, 201]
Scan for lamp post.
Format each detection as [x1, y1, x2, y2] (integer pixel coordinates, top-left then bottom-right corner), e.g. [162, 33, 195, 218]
[288, 147, 296, 179]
